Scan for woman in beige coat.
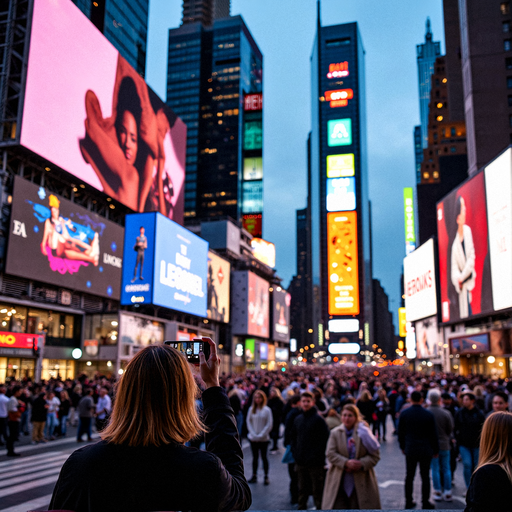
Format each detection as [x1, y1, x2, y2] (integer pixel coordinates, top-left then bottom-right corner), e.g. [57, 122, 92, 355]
[321, 404, 382, 509]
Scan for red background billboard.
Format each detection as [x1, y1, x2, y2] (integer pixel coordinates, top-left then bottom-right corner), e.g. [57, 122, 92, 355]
[0, 333, 43, 350]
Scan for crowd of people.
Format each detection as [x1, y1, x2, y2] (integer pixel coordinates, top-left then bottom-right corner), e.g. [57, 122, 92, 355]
[1, 360, 512, 510]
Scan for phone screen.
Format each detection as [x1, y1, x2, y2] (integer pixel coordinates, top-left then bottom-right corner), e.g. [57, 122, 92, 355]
[164, 340, 209, 363]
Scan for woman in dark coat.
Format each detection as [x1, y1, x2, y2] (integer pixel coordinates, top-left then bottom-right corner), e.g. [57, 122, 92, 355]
[267, 387, 284, 452]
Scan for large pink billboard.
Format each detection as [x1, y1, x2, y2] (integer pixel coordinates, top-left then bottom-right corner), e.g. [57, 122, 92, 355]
[21, 0, 186, 224]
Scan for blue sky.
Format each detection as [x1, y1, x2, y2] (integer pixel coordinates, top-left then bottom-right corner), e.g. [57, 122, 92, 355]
[146, 0, 445, 326]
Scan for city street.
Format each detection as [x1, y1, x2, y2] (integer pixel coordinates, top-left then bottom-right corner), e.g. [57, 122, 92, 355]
[0, 418, 465, 511]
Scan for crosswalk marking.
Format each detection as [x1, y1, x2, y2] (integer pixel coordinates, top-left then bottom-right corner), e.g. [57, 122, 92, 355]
[0, 467, 61, 490]
[0, 455, 68, 476]
[0, 493, 53, 512]
[0, 475, 59, 499]
[0, 451, 61, 469]
[0, 461, 64, 486]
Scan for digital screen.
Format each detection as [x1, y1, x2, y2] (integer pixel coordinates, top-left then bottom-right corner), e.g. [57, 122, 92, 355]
[273, 288, 291, 342]
[325, 89, 354, 108]
[327, 154, 355, 178]
[119, 313, 164, 346]
[328, 119, 352, 147]
[260, 342, 269, 360]
[327, 211, 359, 315]
[450, 333, 489, 355]
[398, 308, 407, 338]
[243, 214, 262, 238]
[21, 0, 186, 223]
[244, 94, 262, 111]
[121, 212, 208, 317]
[327, 61, 349, 79]
[485, 148, 512, 311]
[242, 181, 263, 213]
[490, 329, 512, 357]
[326, 177, 356, 212]
[6, 177, 124, 299]
[437, 172, 492, 323]
[328, 319, 359, 333]
[251, 238, 276, 268]
[404, 188, 416, 248]
[243, 157, 263, 181]
[415, 316, 439, 359]
[245, 338, 255, 362]
[275, 347, 289, 361]
[244, 121, 263, 150]
[207, 251, 230, 323]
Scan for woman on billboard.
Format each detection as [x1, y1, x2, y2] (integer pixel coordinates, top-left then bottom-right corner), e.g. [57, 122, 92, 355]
[80, 56, 175, 217]
[451, 196, 476, 318]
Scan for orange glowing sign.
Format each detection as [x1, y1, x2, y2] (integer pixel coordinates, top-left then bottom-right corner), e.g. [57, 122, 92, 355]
[244, 93, 262, 111]
[325, 89, 354, 108]
[327, 211, 359, 315]
[327, 62, 349, 79]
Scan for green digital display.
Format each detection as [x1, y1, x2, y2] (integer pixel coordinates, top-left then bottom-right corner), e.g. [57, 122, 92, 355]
[245, 338, 255, 362]
[328, 119, 352, 147]
[244, 120, 263, 150]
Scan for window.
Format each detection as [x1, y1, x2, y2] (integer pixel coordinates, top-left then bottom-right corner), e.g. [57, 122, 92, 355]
[508, 95, 512, 106]
[326, 37, 351, 47]
[433, 132, 438, 141]
[505, 39, 511, 51]
[451, 146, 457, 153]
[504, 21, 511, 32]
[423, 172, 429, 180]
[507, 57, 512, 69]
[502, 2, 510, 15]
[451, 127, 456, 136]
[433, 171, 439, 179]
[507, 77, 512, 88]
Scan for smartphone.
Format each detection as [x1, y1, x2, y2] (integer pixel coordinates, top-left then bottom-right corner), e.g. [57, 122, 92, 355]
[164, 340, 210, 364]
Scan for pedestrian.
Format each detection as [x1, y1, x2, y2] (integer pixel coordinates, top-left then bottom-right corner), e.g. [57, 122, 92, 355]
[455, 392, 485, 488]
[325, 408, 341, 430]
[428, 390, 454, 502]
[488, 391, 509, 416]
[31, 391, 48, 444]
[356, 389, 376, 427]
[465, 412, 512, 512]
[442, 391, 459, 483]
[322, 404, 381, 510]
[0, 385, 9, 446]
[398, 390, 439, 509]
[19, 387, 31, 436]
[58, 390, 71, 437]
[373, 388, 390, 441]
[77, 388, 95, 442]
[6, 385, 23, 457]
[45, 390, 60, 440]
[283, 394, 301, 505]
[290, 391, 330, 510]
[267, 387, 284, 452]
[247, 389, 273, 485]
[95, 387, 112, 432]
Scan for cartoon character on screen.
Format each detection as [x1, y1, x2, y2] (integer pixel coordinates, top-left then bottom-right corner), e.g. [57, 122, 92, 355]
[450, 196, 476, 318]
[40, 194, 99, 269]
[80, 56, 176, 217]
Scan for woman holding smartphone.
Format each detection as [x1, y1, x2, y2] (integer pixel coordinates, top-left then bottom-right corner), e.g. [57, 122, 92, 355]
[50, 338, 251, 512]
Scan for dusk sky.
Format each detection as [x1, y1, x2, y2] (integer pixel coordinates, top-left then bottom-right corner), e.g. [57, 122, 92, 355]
[146, 0, 445, 327]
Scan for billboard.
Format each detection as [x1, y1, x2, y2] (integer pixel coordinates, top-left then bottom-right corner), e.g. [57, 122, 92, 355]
[327, 154, 355, 178]
[0, 332, 43, 351]
[398, 308, 407, 338]
[326, 177, 356, 212]
[231, 271, 269, 338]
[6, 177, 124, 299]
[272, 288, 291, 342]
[251, 238, 276, 268]
[404, 188, 416, 255]
[327, 212, 359, 315]
[403, 239, 437, 322]
[437, 172, 492, 322]
[207, 251, 230, 323]
[121, 213, 208, 317]
[243, 157, 263, 181]
[489, 329, 512, 357]
[485, 148, 512, 311]
[242, 182, 263, 213]
[327, 119, 352, 147]
[414, 316, 439, 359]
[21, 0, 186, 223]
[450, 333, 489, 355]
[244, 121, 263, 150]
[243, 214, 263, 238]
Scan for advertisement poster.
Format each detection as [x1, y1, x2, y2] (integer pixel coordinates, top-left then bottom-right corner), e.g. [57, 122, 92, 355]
[6, 177, 124, 299]
[248, 272, 270, 337]
[21, 0, 186, 223]
[207, 251, 230, 323]
[327, 153, 355, 178]
[450, 333, 489, 355]
[326, 177, 356, 212]
[119, 314, 164, 346]
[437, 172, 492, 323]
[489, 329, 512, 357]
[327, 211, 359, 315]
[272, 288, 291, 342]
[327, 119, 352, 146]
[414, 316, 439, 359]
[251, 238, 276, 268]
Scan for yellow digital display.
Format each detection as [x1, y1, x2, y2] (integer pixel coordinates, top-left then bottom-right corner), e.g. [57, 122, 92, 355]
[327, 153, 355, 178]
[327, 211, 359, 315]
[398, 307, 407, 337]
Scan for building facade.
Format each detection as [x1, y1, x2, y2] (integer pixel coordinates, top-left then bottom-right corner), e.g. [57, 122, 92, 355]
[182, 0, 231, 26]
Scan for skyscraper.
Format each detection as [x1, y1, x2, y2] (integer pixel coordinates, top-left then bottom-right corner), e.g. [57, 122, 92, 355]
[182, 0, 230, 26]
[71, 0, 149, 76]
[416, 18, 441, 149]
[413, 125, 423, 183]
[167, 16, 263, 234]
[310, 15, 373, 351]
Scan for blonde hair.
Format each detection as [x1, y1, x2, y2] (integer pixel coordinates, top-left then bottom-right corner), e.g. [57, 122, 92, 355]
[101, 345, 205, 447]
[342, 404, 365, 425]
[251, 390, 267, 413]
[477, 412, 512, 483]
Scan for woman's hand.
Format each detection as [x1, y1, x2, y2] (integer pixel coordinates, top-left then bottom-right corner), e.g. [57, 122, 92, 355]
[199, 337, 220, 389]
[345, 459, 362, 472]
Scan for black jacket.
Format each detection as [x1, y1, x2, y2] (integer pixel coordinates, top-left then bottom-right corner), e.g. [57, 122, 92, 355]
[284, 407, 301, 447]
[290, 407, 329, 467]
[398, 404, 439, 457]
[455, 407, 485, 449]
[465, 464, 512, 512]
[31, 394, 48, 423]
[49, 387, 251, 512]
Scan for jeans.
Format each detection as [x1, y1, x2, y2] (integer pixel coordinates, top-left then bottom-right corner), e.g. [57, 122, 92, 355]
[431, 449, 452, 492]
[60, 414, 69, 436]
[459, 445, 479, 487]
[250, 441, 269, 476]
[45, 412, 58, 438]
[20, 410, 29, 434]
[235, 412, 243, 437]
[77, 417, 92, 440]
[405, 454, 432, 506]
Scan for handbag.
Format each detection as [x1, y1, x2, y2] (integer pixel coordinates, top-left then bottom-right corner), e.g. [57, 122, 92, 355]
[282, 444, 295, 464]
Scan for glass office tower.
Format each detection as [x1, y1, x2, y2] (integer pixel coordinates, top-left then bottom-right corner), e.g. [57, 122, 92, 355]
[310, 20, 373, 350]
[167, 16, 263, 232]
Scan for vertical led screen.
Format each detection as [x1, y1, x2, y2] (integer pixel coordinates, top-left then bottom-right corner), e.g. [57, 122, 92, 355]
[404, 188, 416, 255]
[327, 212, 359, 315]
[243, 214, 263, 238]
[437, 172, 492, 322]
[21, 0, 186, 223]
[207, 251, 230, 323]
[327, 154, 355, 178]
[327, 119, 352, 146]
[415, 316, 439, 359]
[326, 177, 356, 212]
[272, 289, 291, 342]
[6, 177, 124, 299]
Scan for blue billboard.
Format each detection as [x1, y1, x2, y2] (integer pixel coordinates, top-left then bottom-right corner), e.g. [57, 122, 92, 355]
[121, 213, 208, 317]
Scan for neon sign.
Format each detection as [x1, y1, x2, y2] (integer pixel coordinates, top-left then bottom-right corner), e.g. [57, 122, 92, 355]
[325, 89, 354, 108]
[327, 62, 349, 79]
[244, 94, 263, 111]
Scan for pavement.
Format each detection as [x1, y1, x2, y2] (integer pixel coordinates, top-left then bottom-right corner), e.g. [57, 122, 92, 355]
[0, 417, 465, 511]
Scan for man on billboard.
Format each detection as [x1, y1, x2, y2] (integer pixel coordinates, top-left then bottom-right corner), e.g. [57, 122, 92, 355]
[132, 227, 148, 283]
[451, 197, 476, 318]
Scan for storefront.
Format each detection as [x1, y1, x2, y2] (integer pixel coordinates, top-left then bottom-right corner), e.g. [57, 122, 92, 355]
[0, 332, 43, 382]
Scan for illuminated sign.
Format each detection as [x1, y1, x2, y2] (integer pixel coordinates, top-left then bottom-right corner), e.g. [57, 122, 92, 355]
[260, 342, 269, 360]
[244, 93, 263, 111]
[243, 157, 263, 181]
[275, 347, 289, 361]
[244, 120, 262, 150]
[398, 307, 407, 337]
[327, 154, 355, 178]
[242, 181, 263, 213]
[326, 177, 356, 212]
[251, 238, 276, 268]
[0, 332, 43, 350]
[403, 188, 416, 255]
[327, 211, 359, 315]
[207, 251, 230, 323]
[273, 288, 291, 342]
[245, 338, 255, 361]
[328, 119, 352, 146]
[243, 214, 262, 238]
[327, 61, 349, 79]
[325, 89, 354, 108]
[328, 319, 359, 333]
[328, 342, 360, 355]
[406, 325, 416, 359]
